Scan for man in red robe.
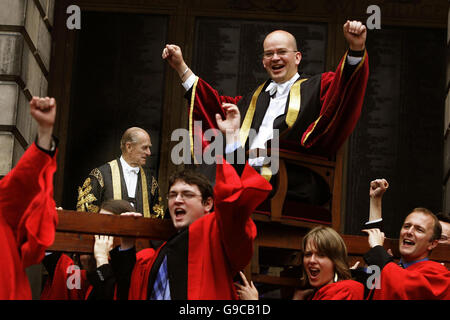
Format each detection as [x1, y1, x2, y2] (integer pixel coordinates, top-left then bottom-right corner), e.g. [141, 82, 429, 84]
[162, 20, 368, 209]
[110, 115, 272, 299]
[362, 179, 450, 300]
[0, 97, 58, 299]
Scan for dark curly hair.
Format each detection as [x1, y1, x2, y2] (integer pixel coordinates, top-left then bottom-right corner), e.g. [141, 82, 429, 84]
[168, 169, 214, 203]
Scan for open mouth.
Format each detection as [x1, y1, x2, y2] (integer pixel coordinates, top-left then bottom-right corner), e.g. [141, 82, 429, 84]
[402, 239, 415, 246]
[308, 267, 320, 278]
[271, 65, 285, 71]
[174, 208, 186, 220]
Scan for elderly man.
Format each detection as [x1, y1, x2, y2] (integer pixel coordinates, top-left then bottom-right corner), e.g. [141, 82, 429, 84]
[0, 97, 58, 299]
[76, 127, 164, 218]
[362, 179, 450, 300]
[162, 20, 369, 210]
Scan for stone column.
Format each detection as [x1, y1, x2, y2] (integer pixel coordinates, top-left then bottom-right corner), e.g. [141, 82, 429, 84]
[0, 0, 54, 176]
[0, 0, 55, 299]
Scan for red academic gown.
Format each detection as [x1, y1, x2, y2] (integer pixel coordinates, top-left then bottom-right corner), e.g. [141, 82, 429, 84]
[186, 50, 369, 158]
[372, 261, 450, 300]
[128, 160, 272, 300]
[0, 143, 57, 299]
[311, 280, 364, 300]
[40, 253, 90, 300]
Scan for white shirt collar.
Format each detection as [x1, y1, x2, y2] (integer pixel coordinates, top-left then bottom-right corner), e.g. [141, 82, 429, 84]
[120, 156, 140, 174]
[265, 73, 300, 98]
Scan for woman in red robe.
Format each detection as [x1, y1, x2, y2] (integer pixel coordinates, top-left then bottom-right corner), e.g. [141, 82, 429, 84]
[300, 226, 364, 300]
[236, 226, 364, 300]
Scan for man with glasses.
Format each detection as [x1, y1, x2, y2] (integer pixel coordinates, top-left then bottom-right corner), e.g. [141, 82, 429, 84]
[109, 149, 272, 299]
[162, 20, 368, 210]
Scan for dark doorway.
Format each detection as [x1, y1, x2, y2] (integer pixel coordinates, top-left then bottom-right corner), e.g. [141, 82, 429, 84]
[62, 11, 168, 210]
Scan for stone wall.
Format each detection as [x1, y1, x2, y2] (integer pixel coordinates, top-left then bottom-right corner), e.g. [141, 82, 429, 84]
[0, 0, 54, 177]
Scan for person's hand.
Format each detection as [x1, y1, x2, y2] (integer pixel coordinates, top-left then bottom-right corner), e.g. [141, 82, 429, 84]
[369, 179, 389, 199]
[162, 44, 191, 79]
[235, 271, 259, 300]
[292, 288, 314, 300]
[216, 103, 241, 144]
[343, 20, 367, 51]
[94, 235, 114, 268]
[30, 96, 56, 150]
[362, 228, 385, 248]
[119, 212, 142, 250]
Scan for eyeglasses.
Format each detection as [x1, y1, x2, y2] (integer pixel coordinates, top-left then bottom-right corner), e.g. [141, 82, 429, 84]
[167, 191, 202, 201]
[262, 49, 298, 59]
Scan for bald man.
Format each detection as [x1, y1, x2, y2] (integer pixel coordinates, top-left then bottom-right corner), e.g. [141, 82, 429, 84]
[162, 21, 369, 209]
[76, 127, 164, 219]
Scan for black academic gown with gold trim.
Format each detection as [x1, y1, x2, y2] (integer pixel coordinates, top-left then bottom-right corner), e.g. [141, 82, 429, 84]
[76, 158, 164, 219]
[184, 50, 369, 208]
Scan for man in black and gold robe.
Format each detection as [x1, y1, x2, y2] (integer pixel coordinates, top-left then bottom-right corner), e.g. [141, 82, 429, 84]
[76, 127, 164, 219]
[161, 21, 369, 222]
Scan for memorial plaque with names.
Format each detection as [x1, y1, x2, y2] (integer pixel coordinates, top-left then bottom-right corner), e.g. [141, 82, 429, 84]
[63, 12, 167, 210]
[193, 18, 327, 97]
[345, 27, 445, 237]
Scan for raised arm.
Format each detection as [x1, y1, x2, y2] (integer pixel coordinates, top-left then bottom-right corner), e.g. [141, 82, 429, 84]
[0, 96, 58, 268]
[214, 160, 272, 273]
[162, 44, 242, 156]
[162, 44, 193, 83]
[31, 96, 56, 151]
[343, 20, 367, 51]
[300, 21, 369, 155]
[368, 179, 389, 222]
[0, 97, 57, 229]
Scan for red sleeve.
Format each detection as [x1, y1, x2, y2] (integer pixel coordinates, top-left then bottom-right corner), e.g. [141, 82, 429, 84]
[312, 280, 364, 300]
[213, 160, 272, 273]
[0, 143, 57, 267]
[187, 78, 242, 158]
[128, 248, 158, 300]
[301, 51, 369, 155]
[374, 261, 450, 300]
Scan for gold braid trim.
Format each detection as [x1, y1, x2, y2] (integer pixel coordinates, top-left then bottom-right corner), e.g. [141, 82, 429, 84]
[151, 176, 158, 196]
[108, 160, 122, 200]
[152, 197, 165, 219]
[76, 177, 99, 213]
[189, 77, 200, 163]
[89, 168, 104, 188]
[150, 177, 164, 219]
[140, 167, 150, 218]
[285, 79, 308, 128]
[240, 82, 266, 147]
